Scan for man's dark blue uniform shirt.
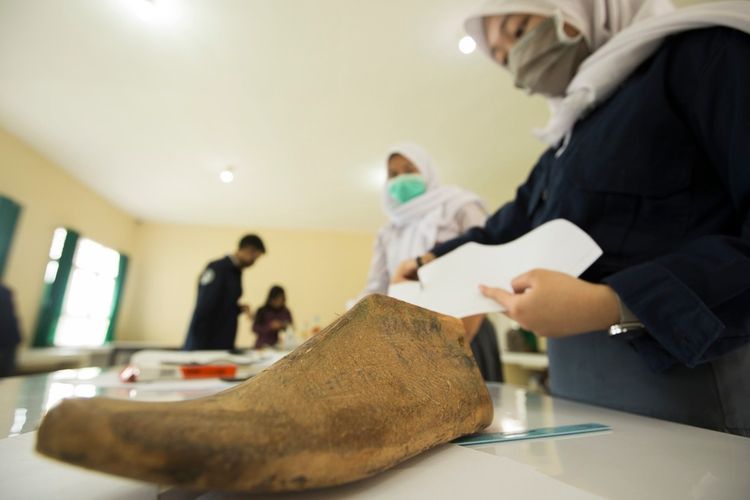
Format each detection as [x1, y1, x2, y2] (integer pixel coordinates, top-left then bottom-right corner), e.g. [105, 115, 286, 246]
[183, 256, 243, 350]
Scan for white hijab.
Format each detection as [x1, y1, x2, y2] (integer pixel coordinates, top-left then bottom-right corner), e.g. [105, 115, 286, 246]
[465, 0, 750, 147]
[381, 143, 485, 271]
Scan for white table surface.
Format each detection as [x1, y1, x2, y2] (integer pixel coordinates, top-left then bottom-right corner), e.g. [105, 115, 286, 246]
[0, 369, 748, 499]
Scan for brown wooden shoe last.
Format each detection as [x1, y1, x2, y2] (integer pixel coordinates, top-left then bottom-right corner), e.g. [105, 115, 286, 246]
[36, 295, 493, 492]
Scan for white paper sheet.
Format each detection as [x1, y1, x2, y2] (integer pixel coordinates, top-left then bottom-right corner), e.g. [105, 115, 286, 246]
[129, 349, 275, 368]
[388, 219, 603, 317]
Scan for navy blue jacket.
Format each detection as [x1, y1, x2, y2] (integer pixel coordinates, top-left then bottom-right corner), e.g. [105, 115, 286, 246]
[183, 256, 243, 350]
[433, 28, 750, 372]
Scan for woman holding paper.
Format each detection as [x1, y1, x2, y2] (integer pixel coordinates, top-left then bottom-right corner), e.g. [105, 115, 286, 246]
[357, 143, 503, 381]
[395, 0, 750, 435]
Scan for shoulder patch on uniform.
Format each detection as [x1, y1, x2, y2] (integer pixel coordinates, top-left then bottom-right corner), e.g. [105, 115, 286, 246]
[200, 269, 215, 286]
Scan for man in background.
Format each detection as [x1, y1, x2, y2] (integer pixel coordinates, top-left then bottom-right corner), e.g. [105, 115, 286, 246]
[0, 282, 22, 377]
[183, 234, 266, 351]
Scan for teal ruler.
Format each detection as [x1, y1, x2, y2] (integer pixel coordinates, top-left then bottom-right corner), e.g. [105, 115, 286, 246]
[454, 422, 611, 446]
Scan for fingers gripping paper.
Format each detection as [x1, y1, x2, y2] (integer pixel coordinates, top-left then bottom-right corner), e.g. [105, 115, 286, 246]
[388, 219, 603, 318]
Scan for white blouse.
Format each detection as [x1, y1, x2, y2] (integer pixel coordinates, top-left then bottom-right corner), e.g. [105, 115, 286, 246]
[359, 201, 488, 296]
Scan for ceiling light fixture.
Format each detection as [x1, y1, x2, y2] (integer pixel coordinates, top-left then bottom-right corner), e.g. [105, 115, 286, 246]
[458, 36, 477, 55]
[366, 163, 387, 190]
[132, 0, 158, 21]
[119, 0, 180, 24]
[219, 167, 235, 184]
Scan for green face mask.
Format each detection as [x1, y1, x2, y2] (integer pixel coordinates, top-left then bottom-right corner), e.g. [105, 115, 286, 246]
[387, 173, 427, 204]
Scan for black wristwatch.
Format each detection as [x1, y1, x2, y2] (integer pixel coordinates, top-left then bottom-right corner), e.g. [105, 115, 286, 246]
[416, 255, 424, 268]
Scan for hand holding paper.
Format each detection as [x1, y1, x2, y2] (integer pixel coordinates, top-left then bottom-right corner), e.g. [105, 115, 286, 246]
[388, 219, 604, 321]
[479, 269, 620, 337]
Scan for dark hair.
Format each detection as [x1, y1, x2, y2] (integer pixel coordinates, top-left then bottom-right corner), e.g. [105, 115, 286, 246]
[238, 234, 265, 252]
[265, 285, 285, 307]
[255, 285, 286, 325]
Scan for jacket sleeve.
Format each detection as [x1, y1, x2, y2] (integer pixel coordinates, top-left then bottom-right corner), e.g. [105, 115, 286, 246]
[431, 160, 544, 257]
[192, 265, 225, 325]
[603, 28, 750, 371]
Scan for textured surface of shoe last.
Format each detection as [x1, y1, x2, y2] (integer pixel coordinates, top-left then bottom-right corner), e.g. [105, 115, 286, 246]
[36, 295, 493, 493]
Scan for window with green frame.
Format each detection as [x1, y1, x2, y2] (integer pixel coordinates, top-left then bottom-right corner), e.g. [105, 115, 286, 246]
[34, 228, 129, 347]
[0, 194, 22, 279]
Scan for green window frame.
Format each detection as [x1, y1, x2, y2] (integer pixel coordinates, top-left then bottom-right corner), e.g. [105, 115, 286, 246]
[34, 228, 128, 347]
[0, 194, 22, 279]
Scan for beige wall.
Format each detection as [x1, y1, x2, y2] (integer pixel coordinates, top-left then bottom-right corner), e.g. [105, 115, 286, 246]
[1, 126, 377, 348]
[120, 222, 375, 347]
[0, 127, 138, 346]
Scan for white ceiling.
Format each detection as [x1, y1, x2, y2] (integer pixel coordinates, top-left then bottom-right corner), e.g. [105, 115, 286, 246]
[0, 0, 706, 232]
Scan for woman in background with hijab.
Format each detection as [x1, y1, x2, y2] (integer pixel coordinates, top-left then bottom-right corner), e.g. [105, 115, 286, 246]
[252, 285, 293, 349]
[395, 0, 750, 435]
[358, 143, 503, 382]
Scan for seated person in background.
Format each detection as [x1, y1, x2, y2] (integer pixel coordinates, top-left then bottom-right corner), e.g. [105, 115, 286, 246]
[0, 282, 21, 377]
[253, 285, 293, 349]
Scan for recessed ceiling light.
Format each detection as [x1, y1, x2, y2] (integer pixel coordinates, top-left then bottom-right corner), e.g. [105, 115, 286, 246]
[118, 0, 180, 24]
[458, 36, 477, 55]
[219, 167, 235, 184]
[131, 0, 157, 21]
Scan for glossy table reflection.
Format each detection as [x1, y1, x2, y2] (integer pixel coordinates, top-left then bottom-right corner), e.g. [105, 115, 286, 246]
[0, 370, 748, 499]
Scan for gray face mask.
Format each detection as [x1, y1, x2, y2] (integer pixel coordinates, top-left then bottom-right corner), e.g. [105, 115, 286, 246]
[507, 14, 591, 97]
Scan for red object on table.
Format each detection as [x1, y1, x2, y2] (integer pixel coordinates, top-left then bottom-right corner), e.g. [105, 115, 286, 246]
[179, 364, 237, 379]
